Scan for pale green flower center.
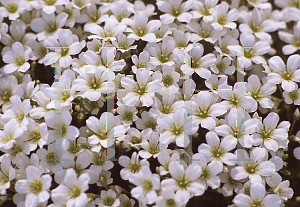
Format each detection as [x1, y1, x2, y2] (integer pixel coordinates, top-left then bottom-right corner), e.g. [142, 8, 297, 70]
[159, 53, 171, 63]
[220, 45, 229, 54]
[74, 0, 85, 8]
[68, 141, 81, 155]
[28, 129, 42, 143]
[191, 59, 201, 69]
[281, 70, 294, 80]
[7, 3, 18, 13]
[245, 162, 259, 174]
[148, 144, 160, 155]
[131, 136, 142, 144]
[123, 111, 133, 121]
[141, 179, 153, 191]
[0, 172, 9, 186]
[88, 77, 102, 90]
[200, 7, 210, 16]
[104, 197, 115, 206]
[260, 127, 274, 140]
[29, 179, 44, 195]
[1, 132, 14, 144]
[200, 30, 211, 38]
[15, 110, 25, 124]
[144, 119, 157, 130]
[244, 48, 254, 58]
[177, 176, 190, 189]
[196, 108, 209, 119]
[159, 104, 173, 114]
[96, 129, 107, 140]
[118, 41, 129, 50]
[45, 22, 58, 33]
[45, 152, 59, 165]
[9, 143, 23, 156]
[136, 62, 147, 69]
[134, 83, 148, 96]
[60, 47, 69, 57]
[68, 184, 82, 199]
[251, 91, 262, 101]
[227, 175, 236, 186]
[217, 15, 227, 25]
[249, 21, 262, 33]
[289, 90, 299, 100]
[162, 74, 174, 87]
[216, 61, 226, 72]
[229, 93, 239, 106]
[171, 125, 183, 136]
[166, 198, 176, 207]
[200, 167, 211, 182]
[15, 56, 26, 67]
[251, 198, 264, 207]
[44, 0, 57, 6]
[211, 147, 224, 159]
[116, 11, 128, 22]
[128, 162, 141, 173]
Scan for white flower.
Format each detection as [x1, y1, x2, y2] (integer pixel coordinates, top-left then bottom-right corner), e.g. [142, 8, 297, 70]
[20, 118, 48, 151]
[39, 0, 69, 14]
[1, 95, 31, 127]
[44, 110, 79, 151]
[191, 0, 218, 22]
[198, 131, 237, 169]
[112, 33, 137, 53]
[123, 11, 161, 43]
[123, 128, 152, 150]
[135, 111, 158, 131]
[278, 21, 300, 55]
[246, 74, 276, 109]
[109, 1, 132, 23]
[156, 189, 183, 207]
[139, 131, 167, 159]
[95, 189, 120, 207]
[218, 82, 257, 112]
[210, 56, 235, 76]
[76, 3, 109, 25]
[231, 148, 276, 183]
[129, 166, 160, 205]
[234, 183, 281, 207]
[86, 112, 126, 152]
[43, 29, 82, 68]
[119, 151, 149, 180]
[146, 36, 176, 66]
[228, 33, 270, 69]
[72, 67, 115, 101]
[3, 42, 31, 74]
[157, 150, 180, 176]
[158, 108, 198, 147]
[267, 173, 293, 202]
[267, 55, 300, 92]
[0, 0, 26, 20]
[0, 156, 15, 194]
[192, 153, 222, 190]
[117, 105, 138, 125]
[56, 3, 81, 28]
[215, 108, 258, 148]
[252, 112, 290, 152]
[121, 68, 162, 107]
[131, 51, 155, 74]
[239, 8, 278, 42]
[283, 82, 300, 105]
[219, 166, 244, 197]
[187, 20, 227, 44]
[190, 91, 227, 130]
[179, 43, 216, 79]
[209, 2, 239, 31]
[127, 0, 156, 17]
[161, 161, 205, 204]
[0, 119, 24, 150]
[51, 168, 90, 207]
[84, 17, 126, 42]
[30, 12, 68, 41]
[0, 14, 8, 40]
[157, 0, 194, 24]
[15, 165, 52, 207]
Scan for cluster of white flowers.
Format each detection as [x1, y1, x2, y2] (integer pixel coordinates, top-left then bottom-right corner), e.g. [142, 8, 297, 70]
[0, 0, 300, 207]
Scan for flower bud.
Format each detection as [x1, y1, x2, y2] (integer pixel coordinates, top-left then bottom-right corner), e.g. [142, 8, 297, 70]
[75, 105, 81, 112]
[87, 193, 95, 203]
[294, 108, 300, 121]
[77, 112, 85, 120]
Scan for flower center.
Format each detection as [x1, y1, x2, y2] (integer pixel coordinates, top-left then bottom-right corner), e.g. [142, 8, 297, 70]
[134, 83, 147, 96]
[145, 119, 157, 130]
[1, 132, 14, 144]
[178, 177, 190, 189]
[166, 198, 176, 207]
[249, 21, 261, 33]
[29, 179, 44, 195]
[149, 144, 160, 155]
[96, 129, 107, 140]
[15, 56, 26, 67]
[201, 7, 210, 16]
[216, 61, 226, 72]
[61, 90, 71, 102]
[69, 184, 82, 199]
[74, 0, 85, 8]
[141, 179, 153, 192]
[45, 22, 58, 33]
[159, 54, 171, 63]
[200, 167, 211, 182]
[88, 77, 102, 90]
[2, 90, 12, 103]
[131, 136, 142, 144]
[128, 162, 141, 173]
[281, 70, 294, 80]
[45, 152, 58, 164]
[67, 141, 81, 155]
[28, 129, 42, 143]
[6, 3, 18, 13]
[44, 0, 57, 6]
[171, 125, 183, 136]
[103, 197, 115, 206]
[61, 47, 69, 57]
[160, 104, 173, 114]
[245, 162, 259, 174]
[217, 15, 227, 25]
[288, 90, 299, 100]
[162, 74, 174, 87]
[123, 111, 133, 121]
[244, 48, 254, 58]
